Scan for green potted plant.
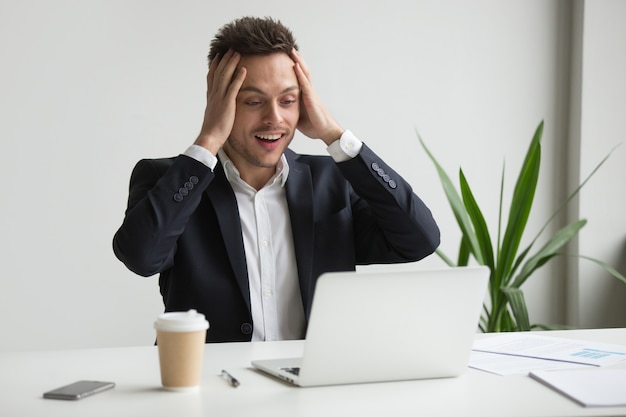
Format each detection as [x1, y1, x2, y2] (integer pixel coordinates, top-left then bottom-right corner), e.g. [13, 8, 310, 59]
[419, 120, 625, 332]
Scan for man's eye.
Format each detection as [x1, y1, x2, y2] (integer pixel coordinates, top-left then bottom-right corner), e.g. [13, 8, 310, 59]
[246, 101, 262, 106]
[281, 100, 296, 105]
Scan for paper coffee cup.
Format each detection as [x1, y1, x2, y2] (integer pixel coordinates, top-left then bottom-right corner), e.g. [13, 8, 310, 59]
[154, 309, 209, 392]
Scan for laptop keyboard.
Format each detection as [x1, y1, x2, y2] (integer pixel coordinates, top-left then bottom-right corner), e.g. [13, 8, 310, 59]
[281, 367, 300, 376]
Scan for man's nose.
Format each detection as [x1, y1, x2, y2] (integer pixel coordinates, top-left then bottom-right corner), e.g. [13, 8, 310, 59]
[263, 102, 283, 125]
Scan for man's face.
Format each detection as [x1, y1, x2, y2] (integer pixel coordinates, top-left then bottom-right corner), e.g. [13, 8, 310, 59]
[224, 52, 300, 179]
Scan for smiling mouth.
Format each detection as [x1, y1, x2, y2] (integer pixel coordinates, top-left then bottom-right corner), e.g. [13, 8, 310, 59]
[255, 133, 283, 142]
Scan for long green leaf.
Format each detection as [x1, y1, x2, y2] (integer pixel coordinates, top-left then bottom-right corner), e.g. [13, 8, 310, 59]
[496, 121, 543, 283]
[508, 243, 533, 284]
[495, 162, 506, 275]
[418, 132, 484, 264]
[506, 146, 618, 287]
[489, 124, 542, 328]
[460, 169, 495, 269]
[488, 122, 542, 332]
[501, 287, 531, 331]
[510, 219, 587, 288]
[457, 236, 471, 266]
[576, 255, 626, 285]
[492, 163, 508, 316]
[522, 144, 620, 260]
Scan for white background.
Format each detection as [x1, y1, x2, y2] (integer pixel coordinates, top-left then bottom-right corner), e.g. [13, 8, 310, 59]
[0, 0, 624, 351]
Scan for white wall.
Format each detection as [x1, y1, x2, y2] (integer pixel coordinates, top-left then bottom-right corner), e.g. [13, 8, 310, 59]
[0, 0, 623, 352]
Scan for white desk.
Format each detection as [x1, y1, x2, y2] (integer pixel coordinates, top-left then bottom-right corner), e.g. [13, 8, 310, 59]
[2, 328, 626, 417]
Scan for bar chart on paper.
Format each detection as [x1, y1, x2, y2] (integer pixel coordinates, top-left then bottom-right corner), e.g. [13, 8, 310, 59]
[472, 333, 626, 367]
[571, 348, 626, 360]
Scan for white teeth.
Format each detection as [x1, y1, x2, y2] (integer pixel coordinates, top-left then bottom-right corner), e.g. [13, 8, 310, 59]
[256, 134, 281, 141]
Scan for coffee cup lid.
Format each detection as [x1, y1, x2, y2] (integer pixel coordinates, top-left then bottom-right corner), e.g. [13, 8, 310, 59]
[154, 309, 210, 332]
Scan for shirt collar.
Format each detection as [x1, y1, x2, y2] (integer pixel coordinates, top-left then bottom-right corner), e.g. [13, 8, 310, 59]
[218, 149, 289, 188]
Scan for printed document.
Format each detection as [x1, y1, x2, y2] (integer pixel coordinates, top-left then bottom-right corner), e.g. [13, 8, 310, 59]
[472, 333, 626, 366]
[469, 333, 626, 376]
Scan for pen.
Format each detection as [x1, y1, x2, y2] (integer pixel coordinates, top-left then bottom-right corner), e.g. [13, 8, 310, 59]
[220, 369, 240, 388]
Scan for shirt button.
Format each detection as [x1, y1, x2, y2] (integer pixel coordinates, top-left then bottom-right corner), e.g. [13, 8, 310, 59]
[264, 289, 273, 297]
[241, 323, 253, 335]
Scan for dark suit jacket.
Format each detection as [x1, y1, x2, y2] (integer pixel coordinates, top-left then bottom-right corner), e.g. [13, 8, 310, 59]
[113, 144, 440, 342]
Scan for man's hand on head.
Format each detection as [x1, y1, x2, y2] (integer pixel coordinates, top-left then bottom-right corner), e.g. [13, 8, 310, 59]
[290, 49, 344, 146]
[194, 49, 247, 155]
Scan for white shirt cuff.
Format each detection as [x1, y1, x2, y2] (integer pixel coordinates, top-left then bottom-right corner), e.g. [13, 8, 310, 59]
[183, 145, 218, 170]
[327, 130, 363, 162]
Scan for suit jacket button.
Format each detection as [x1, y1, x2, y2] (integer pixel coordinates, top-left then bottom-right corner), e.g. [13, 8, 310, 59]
[388, 180, 397, 189]
[178, 187, 188, 196]
[189, 176, 199, 185]
[371, 162, 379, 171]
[184, 181, 194, 190]
[241, 323, 253, 335]
[173, 193, 184, 202]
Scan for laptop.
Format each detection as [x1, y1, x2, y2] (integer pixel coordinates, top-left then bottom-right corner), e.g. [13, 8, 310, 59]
[251, 265, 489, 387]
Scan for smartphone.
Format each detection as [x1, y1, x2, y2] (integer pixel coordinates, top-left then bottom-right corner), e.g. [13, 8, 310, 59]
[43, 380, 115, 400]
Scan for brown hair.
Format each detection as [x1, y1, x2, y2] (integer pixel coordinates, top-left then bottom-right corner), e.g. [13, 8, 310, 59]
[208, 16, 298, 64]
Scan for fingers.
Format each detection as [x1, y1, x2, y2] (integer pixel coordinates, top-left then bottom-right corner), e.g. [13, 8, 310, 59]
[289, 49, 343, 145]
[196, 49, 246, 153]
[290, 48, 311, 80]
[226, 66, 247, 100]
[207, 49, 243, 97]
[206, 53, 220, 92]
[292, 50, 313, 95]
[293, 62, 310, 93]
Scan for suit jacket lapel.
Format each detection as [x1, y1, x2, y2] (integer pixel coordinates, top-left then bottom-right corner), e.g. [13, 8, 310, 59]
[284, 151, 315, 317]
[207, 162, 251, 310]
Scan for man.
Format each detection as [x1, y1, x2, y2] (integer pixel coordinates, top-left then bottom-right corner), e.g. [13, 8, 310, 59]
[113, 16, 440, 343]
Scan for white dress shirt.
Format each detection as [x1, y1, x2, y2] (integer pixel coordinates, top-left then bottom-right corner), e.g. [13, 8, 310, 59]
[183, 131, 362, 340]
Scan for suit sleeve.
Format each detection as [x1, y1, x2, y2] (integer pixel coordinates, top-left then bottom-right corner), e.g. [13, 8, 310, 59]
[113, 155, 214, 276]
[336, 143, 440, 263]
